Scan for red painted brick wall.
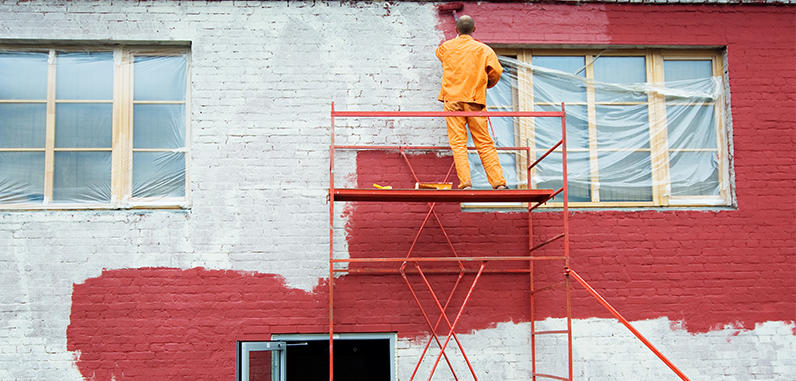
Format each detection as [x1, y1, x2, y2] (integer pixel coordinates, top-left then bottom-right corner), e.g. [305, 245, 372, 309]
[427, 2, 796, 331]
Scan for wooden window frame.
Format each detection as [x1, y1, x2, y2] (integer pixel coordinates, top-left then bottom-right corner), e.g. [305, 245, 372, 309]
[0, 45, 191, 210]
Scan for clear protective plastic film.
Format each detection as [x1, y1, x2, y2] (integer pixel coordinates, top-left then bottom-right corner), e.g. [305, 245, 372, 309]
[0, 50, 188, 208]
[55, 51, 115, 204]
[0, 51, 50, 204]
[469, 55, 724, 205]
[131, 55, 188, 203]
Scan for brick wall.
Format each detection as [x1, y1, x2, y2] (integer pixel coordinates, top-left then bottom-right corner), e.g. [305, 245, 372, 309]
[0, 1, 793, 380]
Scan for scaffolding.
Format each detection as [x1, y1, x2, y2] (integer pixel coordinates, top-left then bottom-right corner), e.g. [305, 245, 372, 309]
[327, 103, 691, 381]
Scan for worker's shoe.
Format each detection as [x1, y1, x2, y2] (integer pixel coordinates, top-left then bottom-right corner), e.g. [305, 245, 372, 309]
[461, 185, 472, 190]
[495, 185, 507, 190]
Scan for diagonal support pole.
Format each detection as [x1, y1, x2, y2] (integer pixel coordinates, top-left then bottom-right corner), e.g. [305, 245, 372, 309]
[414, 262, 478, 380]
[567, 268, 692, 381]
[426, 261, 486, 381]
[401, 267, 460, 381]
[409, 269, 465, 380]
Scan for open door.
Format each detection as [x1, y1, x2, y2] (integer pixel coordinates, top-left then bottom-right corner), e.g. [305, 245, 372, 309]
[236, 341, 286, 381]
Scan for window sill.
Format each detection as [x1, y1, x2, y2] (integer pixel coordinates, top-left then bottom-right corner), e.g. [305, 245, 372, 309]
[0, 198, 189, 211]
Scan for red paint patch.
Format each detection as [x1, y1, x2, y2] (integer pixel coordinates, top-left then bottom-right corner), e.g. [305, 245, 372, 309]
[68, 269, 321, 380]
[67, 266, 534, 380]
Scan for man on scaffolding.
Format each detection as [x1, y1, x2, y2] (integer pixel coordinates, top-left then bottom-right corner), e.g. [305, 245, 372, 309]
[436, 15, 507, 190]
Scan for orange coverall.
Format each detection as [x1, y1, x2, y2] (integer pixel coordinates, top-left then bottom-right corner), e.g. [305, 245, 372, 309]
[436, 34, 506, 189]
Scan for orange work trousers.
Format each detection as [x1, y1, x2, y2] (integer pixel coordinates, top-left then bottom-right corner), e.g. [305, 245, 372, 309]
[444, 101, 506, 189]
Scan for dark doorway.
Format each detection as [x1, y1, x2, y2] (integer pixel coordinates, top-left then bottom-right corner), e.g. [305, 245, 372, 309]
[286, 338, 391, 381]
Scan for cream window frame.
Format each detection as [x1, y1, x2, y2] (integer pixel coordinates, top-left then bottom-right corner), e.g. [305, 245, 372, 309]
[492, 48, 731, 208]
[0, 46, 191, 210]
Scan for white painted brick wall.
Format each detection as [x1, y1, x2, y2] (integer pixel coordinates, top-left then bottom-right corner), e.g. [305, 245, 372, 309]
[0, 1, 444, 379]
[399, 319, 796, 381]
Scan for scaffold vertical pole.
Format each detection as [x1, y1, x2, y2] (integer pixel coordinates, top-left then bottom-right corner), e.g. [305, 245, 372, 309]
[329, 102, 335, 381]
[529, 129, 537, 381]
[561, 103, 573, 381]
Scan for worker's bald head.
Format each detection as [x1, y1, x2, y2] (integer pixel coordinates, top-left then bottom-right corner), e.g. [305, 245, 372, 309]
[456, 15, 475, 35]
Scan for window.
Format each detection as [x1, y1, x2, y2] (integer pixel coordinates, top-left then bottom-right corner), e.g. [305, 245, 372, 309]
[0, 46, 190, 209]
[475, 48, 731, 208]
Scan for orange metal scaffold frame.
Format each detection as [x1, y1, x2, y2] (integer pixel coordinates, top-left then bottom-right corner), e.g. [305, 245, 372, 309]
[327, 102, 691, 381]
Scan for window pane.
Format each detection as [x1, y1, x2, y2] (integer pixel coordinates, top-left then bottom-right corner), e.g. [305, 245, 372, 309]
[532, 56, 587, 103]
[0, 103, 47, 148]
[134, 56, 187, 101]
[248, 350, 274, 381]
[0, 52, 49, 100]
[133, 152, 185, 198]
[663, 60, 717, 102]
[536, 104, 588, 150]
[56, 52, 113, 100]
[53, 152, 111, 202]
[0, 152, 45, 203]
[534, 151, 591, 203]
[664, 60, 712, 81]
[670, 151, 720, 196]
[593, 56, 646, 83]
[534, 56, 586, 76]
[133, 104, 186, 149]
[55, 103, 113, 148]
[666, 105, 716, 150]
[597, 151, 653, 202]
[593, 56, 647, 102]
[596, 105, 650, 149]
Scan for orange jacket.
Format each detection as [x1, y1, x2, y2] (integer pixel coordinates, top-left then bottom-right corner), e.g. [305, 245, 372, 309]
[436, 34, 503, 105]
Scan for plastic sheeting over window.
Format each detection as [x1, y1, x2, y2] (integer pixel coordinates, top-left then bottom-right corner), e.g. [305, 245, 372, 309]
[469, 53, 730, 207]
[132, 55, 188, 200]
[0, 49, 189, 209]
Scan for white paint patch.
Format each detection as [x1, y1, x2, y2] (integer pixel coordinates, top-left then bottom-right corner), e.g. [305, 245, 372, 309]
[397, 318, 796, 381]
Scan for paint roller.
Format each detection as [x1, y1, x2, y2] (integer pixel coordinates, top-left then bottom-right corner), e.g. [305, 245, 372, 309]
[438, 2, 464, 21]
